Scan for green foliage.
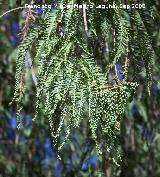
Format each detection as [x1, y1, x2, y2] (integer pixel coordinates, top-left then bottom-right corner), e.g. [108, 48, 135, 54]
[130, 11, 154, 94]
[11, 0, 156, 166]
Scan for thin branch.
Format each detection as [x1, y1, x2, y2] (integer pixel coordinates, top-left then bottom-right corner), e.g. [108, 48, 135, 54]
[123, 39, 129, 80]
[0, 7, 24, 18]
[83, 2, 88, 33]
[20, 6, 36, 41]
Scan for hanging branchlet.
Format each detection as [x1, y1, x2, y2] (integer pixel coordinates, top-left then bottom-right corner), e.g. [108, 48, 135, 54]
[130, 11, 154, 95]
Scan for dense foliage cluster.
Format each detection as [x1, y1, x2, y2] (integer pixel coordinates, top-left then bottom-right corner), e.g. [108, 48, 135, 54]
[11, 0, 156, 162]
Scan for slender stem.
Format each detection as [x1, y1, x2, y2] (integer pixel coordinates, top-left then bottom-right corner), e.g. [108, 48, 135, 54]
[0, 7, 24, 18]
[83, 2, 88, 33]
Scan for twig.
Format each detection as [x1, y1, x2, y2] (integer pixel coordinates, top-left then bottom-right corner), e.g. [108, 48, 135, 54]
[82, 2, 88, 33]
[99, 84, 122, 90]
[20, 6, 36, 41]
[113, 28, 116, 63]
[0, 7, 24, 18]
[123, 39, 129, 80]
